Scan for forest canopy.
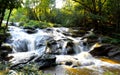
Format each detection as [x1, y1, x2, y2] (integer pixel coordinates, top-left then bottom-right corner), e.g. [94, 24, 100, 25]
[0, 0, 120, 32]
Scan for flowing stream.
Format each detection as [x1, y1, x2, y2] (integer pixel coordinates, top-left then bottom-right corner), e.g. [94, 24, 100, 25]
[6, 26, 120, 75]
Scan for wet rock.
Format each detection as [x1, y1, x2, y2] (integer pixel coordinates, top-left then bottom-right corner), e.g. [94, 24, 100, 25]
[89, 43, 120, 61]
[23, 27, 38, 34]
[89, 43, 111, 56]
[9, 53, 56, 69]
[72, 65, 78, 68]
[0, 43, 12, 51]
[108, 47, 120, 60]
[0, 43, 12, 60]
[10, 22, 16, 26]
[81, 29, 97, 39]
[9, 52, 37, 69]
[34, 54, 56, 69]
[66, 41, 75, 54]
[70, 28, 86, 37]
[65, 61, 73, 66]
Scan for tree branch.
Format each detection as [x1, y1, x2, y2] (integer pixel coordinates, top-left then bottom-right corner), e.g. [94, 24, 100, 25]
[102, 0, 107, 5]
[72, 0, 93, 12]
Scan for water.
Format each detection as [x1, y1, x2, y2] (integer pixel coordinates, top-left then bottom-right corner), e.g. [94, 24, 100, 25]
[7, 26, 85, 55]
[6, 26, 120, 75]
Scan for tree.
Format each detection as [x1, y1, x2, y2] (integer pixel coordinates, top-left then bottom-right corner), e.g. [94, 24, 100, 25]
[23, 0, 55, 21]
[0, 0, 22, 32]
[71, 0, 107, 29]
[105, 0, 120, 32]
[0, 0, 22, 46]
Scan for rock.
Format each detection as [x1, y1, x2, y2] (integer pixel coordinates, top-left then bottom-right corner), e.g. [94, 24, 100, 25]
[9, 51, 38, 69]
[24, 29, 38, 34]
[89, 43, 120, 61]
[108, 47, 120, 60]
[1, 43, 12, 51]
[65, 61, 73, 66]
[0, 50, 9, 58]
[34, 54, 56, 69]
[23, 27, 38, 34]
[8, 53, 56, 69]
[0, 43, 12, 60]
[81, 29, 97, 39]
[89, 43, 113, 56]
[66, 41, 75, 54]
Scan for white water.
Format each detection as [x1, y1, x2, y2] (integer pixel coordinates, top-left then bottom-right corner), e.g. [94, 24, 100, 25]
[6, 26, 120, 74]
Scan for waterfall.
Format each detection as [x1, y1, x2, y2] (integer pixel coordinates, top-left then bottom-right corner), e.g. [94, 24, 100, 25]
[6, 26, 91, 65]
[8, 26, 88, 55]
[62, 41, 68, 54]
[6, 25, 120, 74]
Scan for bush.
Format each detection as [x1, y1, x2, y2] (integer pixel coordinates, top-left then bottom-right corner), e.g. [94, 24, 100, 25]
[23, 20, 54, 28]
[0, 62, 51, 75]
[102, 36, 120, 45]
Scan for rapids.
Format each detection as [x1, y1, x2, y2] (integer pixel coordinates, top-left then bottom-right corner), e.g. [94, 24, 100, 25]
[5, 26, 120, 75]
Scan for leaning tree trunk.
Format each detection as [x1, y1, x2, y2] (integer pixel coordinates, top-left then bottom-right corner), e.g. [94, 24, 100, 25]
[0, 8, 6, 27]
[5, 8, 13, 33]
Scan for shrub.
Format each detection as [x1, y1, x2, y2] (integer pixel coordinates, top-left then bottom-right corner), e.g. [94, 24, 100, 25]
[23, 20, 54, 28]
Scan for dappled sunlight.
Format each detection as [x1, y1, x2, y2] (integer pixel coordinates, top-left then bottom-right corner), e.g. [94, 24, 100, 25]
[100, 57, 120, 64]
[55, 0, 64, 8]
[65, 66, 96, 75]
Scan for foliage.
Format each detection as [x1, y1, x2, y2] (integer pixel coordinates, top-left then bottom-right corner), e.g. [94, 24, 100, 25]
[2, 0, 119, 32]
[102, 36, 120, 45]
[0, 0, 22, 45]
[0, 0, 119, 34]
[0, 0, 22, 26]
[0, 62, 51, 75]
[23, 20, 54, 28]
[4, 8, 28, 22]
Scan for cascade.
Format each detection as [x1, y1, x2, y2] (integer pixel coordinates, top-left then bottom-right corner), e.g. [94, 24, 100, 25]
[7, 26, 87, 54]
[5, 25, 120, 74]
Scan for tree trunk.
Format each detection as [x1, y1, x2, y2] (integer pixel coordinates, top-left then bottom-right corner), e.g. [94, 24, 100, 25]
[5, 8, 13, 33]
[0, 8, 6, 27]
[116, 0, 120, 32]
[98, 0, 103, 33]
[91, 0, 99, 30]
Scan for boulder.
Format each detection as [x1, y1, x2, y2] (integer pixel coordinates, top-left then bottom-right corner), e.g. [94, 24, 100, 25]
[33, 54, 56, 69]
[0, 43, 12, 51]
[9, 53, 56, 69]
[89, 43, 111, 56]
[23, 27, 38, 34]
[89, 43, 120, 61]
[0, 43, 12, 60]
[108, 47, 120, 60]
